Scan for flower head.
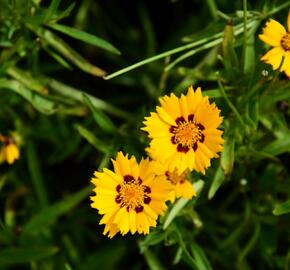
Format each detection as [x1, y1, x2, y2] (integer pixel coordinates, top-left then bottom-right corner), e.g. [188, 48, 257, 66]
[90, 152, 172, 238]
[152, 159, 196, 202]
[142, 86, 223, 174]
[0, 134, 20, 165]
[259, 12, 290, 78]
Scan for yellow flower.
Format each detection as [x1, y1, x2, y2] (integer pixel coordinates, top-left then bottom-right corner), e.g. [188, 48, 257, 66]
[259, 12, 290, 78]
[142, 86, 224, 174]
[0, 135, 20, 165]
[152, 160, 196, 202]
[90, 152, 172, 238]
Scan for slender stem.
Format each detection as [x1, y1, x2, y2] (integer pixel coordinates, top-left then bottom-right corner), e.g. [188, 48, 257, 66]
[105, 19, 256, 80]
[206, 0, 218, 21]
[268, 1, 290, 16]
[242, 0, 248, 72]
[165, 38, 222, 72]
[217, 73, 247, 128]
[104, 37, 218, 80]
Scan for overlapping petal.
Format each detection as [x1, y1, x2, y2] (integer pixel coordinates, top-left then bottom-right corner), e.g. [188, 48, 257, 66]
[90, 152, 171, 238]
[142, 86, 224, 174]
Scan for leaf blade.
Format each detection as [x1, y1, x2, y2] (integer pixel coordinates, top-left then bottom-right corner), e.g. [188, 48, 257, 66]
[48, 24, 120, 54]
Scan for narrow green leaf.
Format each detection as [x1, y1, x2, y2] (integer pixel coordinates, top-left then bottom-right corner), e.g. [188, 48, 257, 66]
[44, 78, 131, 119]
[56, 3, 76, 22]
[222, 23, 239, 79]
[139, 230, 166, 253]
[29, 26, 106, 77]
[6, 66, 48, 94]
[208, 166, 225, 199]
[273, 200, 290, 215]
[191, 243, 213, 270]
[43, 45, 73, 70]
[262, 137, 290, 156]
[75, 124, 111, 153]
[238, 222, 261, 262]
[0, 247, 58, 266]
[163, 198, 189, 230]
[142, 248, 165, 270]
[22, 186, 90, 236]
[0, 79, 58, 114]
[243, 26, 255, 74]
[246, 97, 259, 128]
[82, 94, 116, 134]
[45, 0, 61, 21]
[48, 24, 120, 55]
[26, 140, 48, 208]
[163, 181, 203, 229]
[221, 137, 235, 176]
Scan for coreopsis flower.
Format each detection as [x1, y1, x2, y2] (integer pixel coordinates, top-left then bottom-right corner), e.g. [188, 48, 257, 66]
[142, 86, 223, 174]
[152, 159, 196, 202]
[0, 134, 20, 165]
[90, 152, 172, 238]
[259, 12, 290, 78]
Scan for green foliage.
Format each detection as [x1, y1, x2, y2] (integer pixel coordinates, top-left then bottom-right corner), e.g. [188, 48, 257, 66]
[1, 0, 290, 269]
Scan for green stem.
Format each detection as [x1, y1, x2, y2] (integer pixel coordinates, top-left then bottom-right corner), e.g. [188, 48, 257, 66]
[267, 1, 290, 16]
[165, 38, 222, 72]
[217, 73, 247, 128]
[105, 19, 256, 80]
[242, 0, 248, 71]
[206, 0, 218, 20]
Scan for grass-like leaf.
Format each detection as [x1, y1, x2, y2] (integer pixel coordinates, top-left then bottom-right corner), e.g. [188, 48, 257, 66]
[48, 24, 120, 55]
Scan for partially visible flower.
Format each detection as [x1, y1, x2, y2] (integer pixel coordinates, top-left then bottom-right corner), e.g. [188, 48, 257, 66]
[0, 134, 20, 165]
[90, 152, 172, 238]
[142, 86, 224, 175]
[152, 159, 196, 202]
[259, 12, 290, 78]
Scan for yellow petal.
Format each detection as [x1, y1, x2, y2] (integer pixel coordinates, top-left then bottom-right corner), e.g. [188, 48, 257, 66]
[282, 51, 290, 78]
[6, 144, 19, 164]
[261, 47, 284, 70]
[259, 19, 286, 47]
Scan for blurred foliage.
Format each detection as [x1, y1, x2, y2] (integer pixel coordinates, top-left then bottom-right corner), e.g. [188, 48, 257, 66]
[1, 0, 290, 269]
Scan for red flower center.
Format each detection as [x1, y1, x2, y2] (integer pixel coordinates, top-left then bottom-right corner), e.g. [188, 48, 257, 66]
[169, 114, 205, 153]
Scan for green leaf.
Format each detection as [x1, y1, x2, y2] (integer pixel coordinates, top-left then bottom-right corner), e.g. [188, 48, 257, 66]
[26, 140, 48, 208]
[139, 230, 166, 253]
[273, 200, 290, 215]
[222, 23, 239, 79]
[48, 24, 120, 55]
[45, 0, 61, 21]
[245, 97, 259, 128]
[0, 247, 58, 266]
[238, 222, 261, 263]
[82, 94, 117, 134]
[22, 186, 90, 236]
[163, 181, 203, 229]
[163, 198, 189, 230]
[243, 23, 257, 75]
[75, 124, 112, 154]
[221, 136, 235, 176]
[191, 243, 213, 270]
[142, 248, 165, 270]
[262, 137, 290, 156]
[0, 79, 58, 114]
[43, 45, 73, 70]
[208, 166, 225, 200]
